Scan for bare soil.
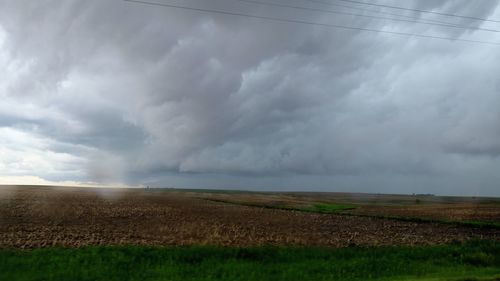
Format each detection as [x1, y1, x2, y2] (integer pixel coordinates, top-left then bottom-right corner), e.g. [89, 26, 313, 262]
[350, 204, 500, 223]
[0, 186, 498, 249]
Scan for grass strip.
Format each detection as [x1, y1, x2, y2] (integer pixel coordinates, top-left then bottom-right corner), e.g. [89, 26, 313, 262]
[203, 198, 355, 213]
[0, 240, 499, 281]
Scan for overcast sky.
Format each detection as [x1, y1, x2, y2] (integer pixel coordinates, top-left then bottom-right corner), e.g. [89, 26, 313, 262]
[0, 0, 499, 196]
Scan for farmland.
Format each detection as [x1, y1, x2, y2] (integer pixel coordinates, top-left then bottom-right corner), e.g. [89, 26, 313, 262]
[0, 185, 499, 281]
[0, 185, 498, 248]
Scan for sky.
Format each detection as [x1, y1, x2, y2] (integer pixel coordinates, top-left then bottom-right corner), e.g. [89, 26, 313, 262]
[0, 0, 499, 196]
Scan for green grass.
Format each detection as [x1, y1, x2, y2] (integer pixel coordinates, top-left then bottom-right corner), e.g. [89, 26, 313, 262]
[303, 203, 357, 213]
[0, 240, 499, 281]
[202, 199, 357, 214]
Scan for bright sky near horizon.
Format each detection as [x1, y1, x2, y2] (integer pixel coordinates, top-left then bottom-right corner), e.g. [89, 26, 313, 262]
[1, 0, 500, 196]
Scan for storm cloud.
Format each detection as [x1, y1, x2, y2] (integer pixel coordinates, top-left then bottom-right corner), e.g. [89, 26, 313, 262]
[1, 0, 500, 195]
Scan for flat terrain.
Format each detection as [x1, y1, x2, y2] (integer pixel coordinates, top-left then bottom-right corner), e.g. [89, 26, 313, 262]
[1, 241, 499, 281]
[0, 186, 498, 248]
[198, 191, 500, 223]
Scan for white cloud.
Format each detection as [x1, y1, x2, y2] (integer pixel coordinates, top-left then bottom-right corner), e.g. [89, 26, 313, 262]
[0, 127, 88, 180]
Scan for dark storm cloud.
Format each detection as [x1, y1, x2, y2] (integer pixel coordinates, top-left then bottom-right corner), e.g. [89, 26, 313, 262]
[0, 0, 500, 195]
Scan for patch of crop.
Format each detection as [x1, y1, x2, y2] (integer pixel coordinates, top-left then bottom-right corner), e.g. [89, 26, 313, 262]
[303, 203, 357, 214]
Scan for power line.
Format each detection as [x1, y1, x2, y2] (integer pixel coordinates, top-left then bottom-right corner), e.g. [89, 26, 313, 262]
[232, 0, 499, 33]
[337, 0, 500, 24]
[122, 0, 500, 46]
[302, 0, 483, 27]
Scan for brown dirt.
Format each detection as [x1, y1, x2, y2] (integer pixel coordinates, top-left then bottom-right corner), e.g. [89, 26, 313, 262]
[0, 186, 498, 249]
[351, 204, 500, 223]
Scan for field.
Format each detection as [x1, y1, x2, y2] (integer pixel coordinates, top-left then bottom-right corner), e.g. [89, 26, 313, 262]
[0, 186, 499, 248]
[0, 185, 499, 280]
[197, 191, 500, 227]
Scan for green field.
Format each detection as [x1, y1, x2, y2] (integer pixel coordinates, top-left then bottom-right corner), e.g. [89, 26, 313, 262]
[0, 240, 499, 281]
[303, 203, 357, 213]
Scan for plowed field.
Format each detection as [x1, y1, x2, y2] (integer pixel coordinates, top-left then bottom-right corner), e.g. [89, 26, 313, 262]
[0, 186, 498, 249]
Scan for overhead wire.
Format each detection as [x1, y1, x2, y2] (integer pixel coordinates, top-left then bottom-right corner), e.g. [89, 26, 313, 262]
[301, 0, 486, 27]
[232, 0, 499, 33]
[122, 0, 500, 46]
[336, 0, 500, 24]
